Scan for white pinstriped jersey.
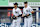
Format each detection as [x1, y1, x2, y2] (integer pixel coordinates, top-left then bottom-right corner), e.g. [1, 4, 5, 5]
[12, 8, 22, 16]
[23, 6, 33, 17]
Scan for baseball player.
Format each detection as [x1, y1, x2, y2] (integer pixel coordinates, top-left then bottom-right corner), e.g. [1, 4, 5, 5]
[22, 1, 34, 27]
[11, 3, 22, 27]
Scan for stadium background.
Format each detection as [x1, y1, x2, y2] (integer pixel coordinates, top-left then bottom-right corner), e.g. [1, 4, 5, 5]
[0, 0, 40, 27]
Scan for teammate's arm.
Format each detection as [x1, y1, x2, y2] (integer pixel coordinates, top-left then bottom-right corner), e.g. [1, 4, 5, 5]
[22, 9, 25, 18]
[18, 9, 22, 17]
[30, 7, 34, 14]
[27, 7, 34, 16]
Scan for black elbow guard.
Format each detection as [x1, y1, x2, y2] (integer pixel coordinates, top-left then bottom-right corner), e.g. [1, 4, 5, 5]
[18, 14, 22, 17]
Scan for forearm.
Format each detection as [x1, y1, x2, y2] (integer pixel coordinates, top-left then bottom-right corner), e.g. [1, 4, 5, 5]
[24, 14, 31, 17]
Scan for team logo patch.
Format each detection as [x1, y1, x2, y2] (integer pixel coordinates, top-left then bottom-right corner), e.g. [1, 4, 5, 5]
[26, 10, 28, 12]
[15, 11, 18, 13]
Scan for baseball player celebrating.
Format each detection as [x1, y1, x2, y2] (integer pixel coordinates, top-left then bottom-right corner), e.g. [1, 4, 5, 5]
[11, 3, 22, 27]
[22, 1, 34, 27]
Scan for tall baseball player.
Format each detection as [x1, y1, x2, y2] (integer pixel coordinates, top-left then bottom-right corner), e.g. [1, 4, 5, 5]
[11, 3, 22, 27]
[22, 1, 34, 27]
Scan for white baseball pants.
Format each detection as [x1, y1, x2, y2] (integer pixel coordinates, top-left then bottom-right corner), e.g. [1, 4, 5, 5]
[24, 17, 33, 27]
[11, 17, 21, 27]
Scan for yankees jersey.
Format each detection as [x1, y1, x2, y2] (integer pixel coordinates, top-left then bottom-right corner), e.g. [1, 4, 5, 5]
[12, 8, 22, 16]
[23, 6, 33, 17]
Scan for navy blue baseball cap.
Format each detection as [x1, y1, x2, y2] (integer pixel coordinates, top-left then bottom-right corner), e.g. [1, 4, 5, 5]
[14, 3, 18, 5]
[24, 1, 28, 4]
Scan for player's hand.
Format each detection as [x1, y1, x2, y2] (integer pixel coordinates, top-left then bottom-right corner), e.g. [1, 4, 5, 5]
[15, 16, 17, 17]
[22, 14, 24, 17]
[27, 14, 29, 16]
[27, 14, 30, 16]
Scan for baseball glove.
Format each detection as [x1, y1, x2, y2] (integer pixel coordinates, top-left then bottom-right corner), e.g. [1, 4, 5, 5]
[11, 15, 17, 20]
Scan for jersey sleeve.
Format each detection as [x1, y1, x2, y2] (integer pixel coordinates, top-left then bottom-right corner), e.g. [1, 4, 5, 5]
[19, 9, 22, 15]
[29, 7, 33, 12]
